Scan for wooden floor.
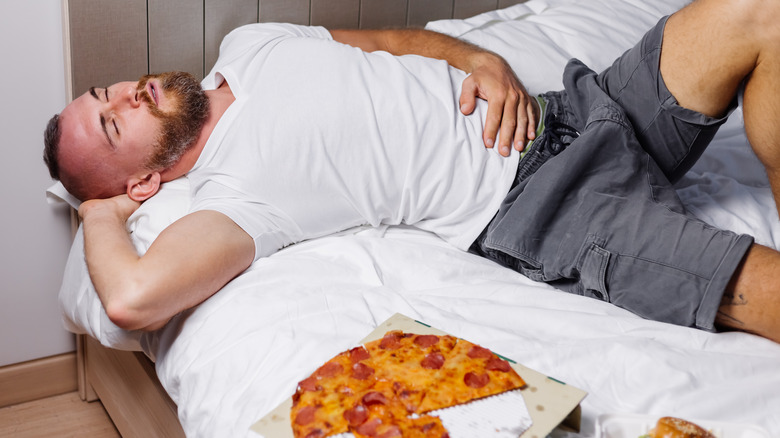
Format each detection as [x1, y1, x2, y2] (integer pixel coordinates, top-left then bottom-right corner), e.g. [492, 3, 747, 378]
[0, 392, 119, 438]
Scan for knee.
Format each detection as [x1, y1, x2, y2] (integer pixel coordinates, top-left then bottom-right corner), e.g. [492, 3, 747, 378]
[719, 0, 780, 38]
[680, 0, 780, 54]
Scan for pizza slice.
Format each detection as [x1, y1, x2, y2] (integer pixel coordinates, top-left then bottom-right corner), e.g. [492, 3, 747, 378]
[343, 380, 449, 438]
[290, 330, 526, 438]
[418, 338, 526, 413]
[365, 332, 458, 414]
[291, 346, 376, 438]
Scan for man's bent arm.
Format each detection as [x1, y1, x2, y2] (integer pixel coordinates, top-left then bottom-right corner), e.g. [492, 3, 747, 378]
[80, 196, 254, 331]
[330, 28, 538, 155]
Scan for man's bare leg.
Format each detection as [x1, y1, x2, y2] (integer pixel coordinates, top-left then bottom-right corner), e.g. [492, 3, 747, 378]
[719, 246, 780, 342]
[661, 0, 780, 342]
[662, 0, 780, 205]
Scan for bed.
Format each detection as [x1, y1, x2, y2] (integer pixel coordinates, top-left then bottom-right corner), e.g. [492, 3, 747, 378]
[51, 0, 780, 437]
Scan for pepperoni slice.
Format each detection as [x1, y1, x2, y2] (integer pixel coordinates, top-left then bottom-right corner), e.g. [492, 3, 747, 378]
[485, 357, 512, 372]
[378, 425, 402, 438]
[349, 346, 371, 363]
[298, 376, 319, 392]
[343, 404, 368, 427]
[379, 332, 403, 350]
[355, 418, 382, 436]
[413, 334, 440, 348]
[464, 371, 490, 388]
[421, 422, 437, 432]
[315, 361, 342, 378]
[352, 362, 375, 380]
[362, 391, 388, 406]
[304, 429, 324, 438]
[420, 352, 445, 370]
[420, 422, 450, 438]
[294, 405, 318, 426]
[467, 345, 493, 359]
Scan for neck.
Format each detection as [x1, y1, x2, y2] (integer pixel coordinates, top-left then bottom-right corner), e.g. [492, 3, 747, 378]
[160, 83, 235, 182]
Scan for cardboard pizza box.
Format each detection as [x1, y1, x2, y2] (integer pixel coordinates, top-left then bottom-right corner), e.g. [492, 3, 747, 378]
[251, 313, 586, 437]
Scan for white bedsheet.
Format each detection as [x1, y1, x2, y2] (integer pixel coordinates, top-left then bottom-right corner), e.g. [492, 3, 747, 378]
[158, 227, 780, 437]
[55, 0, 780, 436]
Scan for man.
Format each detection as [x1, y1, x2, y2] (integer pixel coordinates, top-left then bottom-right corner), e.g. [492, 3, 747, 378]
[44, 0, 779, 343]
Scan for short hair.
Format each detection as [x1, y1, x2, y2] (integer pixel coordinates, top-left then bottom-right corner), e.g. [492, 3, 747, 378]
[43, 113, 61, 180]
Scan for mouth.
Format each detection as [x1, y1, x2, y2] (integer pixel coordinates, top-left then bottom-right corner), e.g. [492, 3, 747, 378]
[146, 81, 159, 106]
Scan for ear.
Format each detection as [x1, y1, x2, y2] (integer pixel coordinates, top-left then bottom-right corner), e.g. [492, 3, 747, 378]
[126, 172, 162, 202]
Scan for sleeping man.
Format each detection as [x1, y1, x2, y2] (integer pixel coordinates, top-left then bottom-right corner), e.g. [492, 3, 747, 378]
[43, 0, 780, 343]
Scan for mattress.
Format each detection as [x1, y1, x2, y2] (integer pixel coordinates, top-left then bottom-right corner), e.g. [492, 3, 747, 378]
[54, 0, 780, 436]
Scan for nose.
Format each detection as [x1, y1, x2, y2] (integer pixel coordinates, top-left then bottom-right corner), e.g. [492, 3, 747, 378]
[110, 82, 142, 111]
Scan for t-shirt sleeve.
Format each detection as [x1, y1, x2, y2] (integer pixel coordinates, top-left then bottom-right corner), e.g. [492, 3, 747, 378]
[202, 23, 332, 91]
[190, 180, 301, 262]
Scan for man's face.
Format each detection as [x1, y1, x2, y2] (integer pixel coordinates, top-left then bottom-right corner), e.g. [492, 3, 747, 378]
[57, 71, 208, 200]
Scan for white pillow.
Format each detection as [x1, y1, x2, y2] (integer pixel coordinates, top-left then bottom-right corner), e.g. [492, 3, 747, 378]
[426, 0, 691, 95]
[56, 178, 191, 353]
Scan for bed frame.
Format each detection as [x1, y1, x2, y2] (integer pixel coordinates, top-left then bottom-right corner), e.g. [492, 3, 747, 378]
[63, 0, 525, 435]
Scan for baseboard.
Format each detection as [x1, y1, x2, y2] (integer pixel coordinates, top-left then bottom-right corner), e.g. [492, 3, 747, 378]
[0, 352, 78, 408]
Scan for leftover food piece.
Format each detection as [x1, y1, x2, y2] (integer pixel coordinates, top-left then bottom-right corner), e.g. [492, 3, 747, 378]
[643, 416, 716, 438]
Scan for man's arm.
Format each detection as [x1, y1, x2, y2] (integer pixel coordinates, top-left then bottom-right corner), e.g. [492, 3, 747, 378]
[79, 195, 254, 331]
[330, 28, 538, 156]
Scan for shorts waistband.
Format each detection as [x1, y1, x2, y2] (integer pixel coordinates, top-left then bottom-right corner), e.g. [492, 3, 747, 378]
[513, 92, 580, 184]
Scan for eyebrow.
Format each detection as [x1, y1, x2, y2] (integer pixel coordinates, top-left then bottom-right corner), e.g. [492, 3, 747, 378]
[89, 87, 117, 149]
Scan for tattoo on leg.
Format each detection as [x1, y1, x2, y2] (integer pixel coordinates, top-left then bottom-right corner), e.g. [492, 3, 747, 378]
[721, 291, 748, 306]
[717, 291, 749, 328]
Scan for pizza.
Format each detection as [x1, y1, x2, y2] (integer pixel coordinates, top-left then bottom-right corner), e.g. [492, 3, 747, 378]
[291, 331, 526, 438]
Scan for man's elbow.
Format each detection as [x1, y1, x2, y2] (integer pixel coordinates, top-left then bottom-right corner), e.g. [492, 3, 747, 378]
[103, 289, 167, 331]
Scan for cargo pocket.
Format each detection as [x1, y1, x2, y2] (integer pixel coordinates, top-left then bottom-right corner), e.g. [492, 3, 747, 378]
[580, 242, 611, 302]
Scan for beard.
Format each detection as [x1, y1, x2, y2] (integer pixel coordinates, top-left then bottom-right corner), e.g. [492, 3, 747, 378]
[137, 71, 210, 171]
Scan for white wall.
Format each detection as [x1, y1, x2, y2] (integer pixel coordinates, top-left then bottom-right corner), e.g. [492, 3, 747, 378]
[0, 0, 75, 367]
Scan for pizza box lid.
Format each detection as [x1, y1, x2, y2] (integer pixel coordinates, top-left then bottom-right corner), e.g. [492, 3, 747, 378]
[250, 313, 587, 438]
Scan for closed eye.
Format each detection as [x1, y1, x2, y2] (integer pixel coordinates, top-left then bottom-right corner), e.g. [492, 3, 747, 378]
[104, 88, 120, 137]
[91, 86, 117, 149]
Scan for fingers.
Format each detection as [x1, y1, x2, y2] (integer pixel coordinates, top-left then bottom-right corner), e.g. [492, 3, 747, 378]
[489, 89, 539, 156]
[482, 95, 503, 151]
[468, 76, 520, 155]
[459, 77, 478, 116]
[459, 63, 539, 156]
[492, 90, 519, 156]
[516, 95, 539, 152]
[114, 194, 143, 218]
[79, 194, 142, 222]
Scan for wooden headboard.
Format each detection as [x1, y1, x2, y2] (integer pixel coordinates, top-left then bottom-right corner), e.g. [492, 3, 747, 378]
[63, 0, 525, 102]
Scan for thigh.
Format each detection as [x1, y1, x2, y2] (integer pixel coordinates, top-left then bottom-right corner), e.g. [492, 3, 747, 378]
[660, 0, 766, 119]
[593, 16, 733, 183]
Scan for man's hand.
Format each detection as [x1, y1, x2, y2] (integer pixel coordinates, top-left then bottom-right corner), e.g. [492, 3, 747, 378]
[459, 53, 539, 156]
[78, 194, 141, 224]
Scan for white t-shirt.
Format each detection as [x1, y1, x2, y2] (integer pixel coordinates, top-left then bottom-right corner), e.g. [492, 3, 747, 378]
[191, 23, 519, 261]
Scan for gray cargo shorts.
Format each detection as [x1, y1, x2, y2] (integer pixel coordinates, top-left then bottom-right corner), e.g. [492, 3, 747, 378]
[472, 16, 754, 331]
